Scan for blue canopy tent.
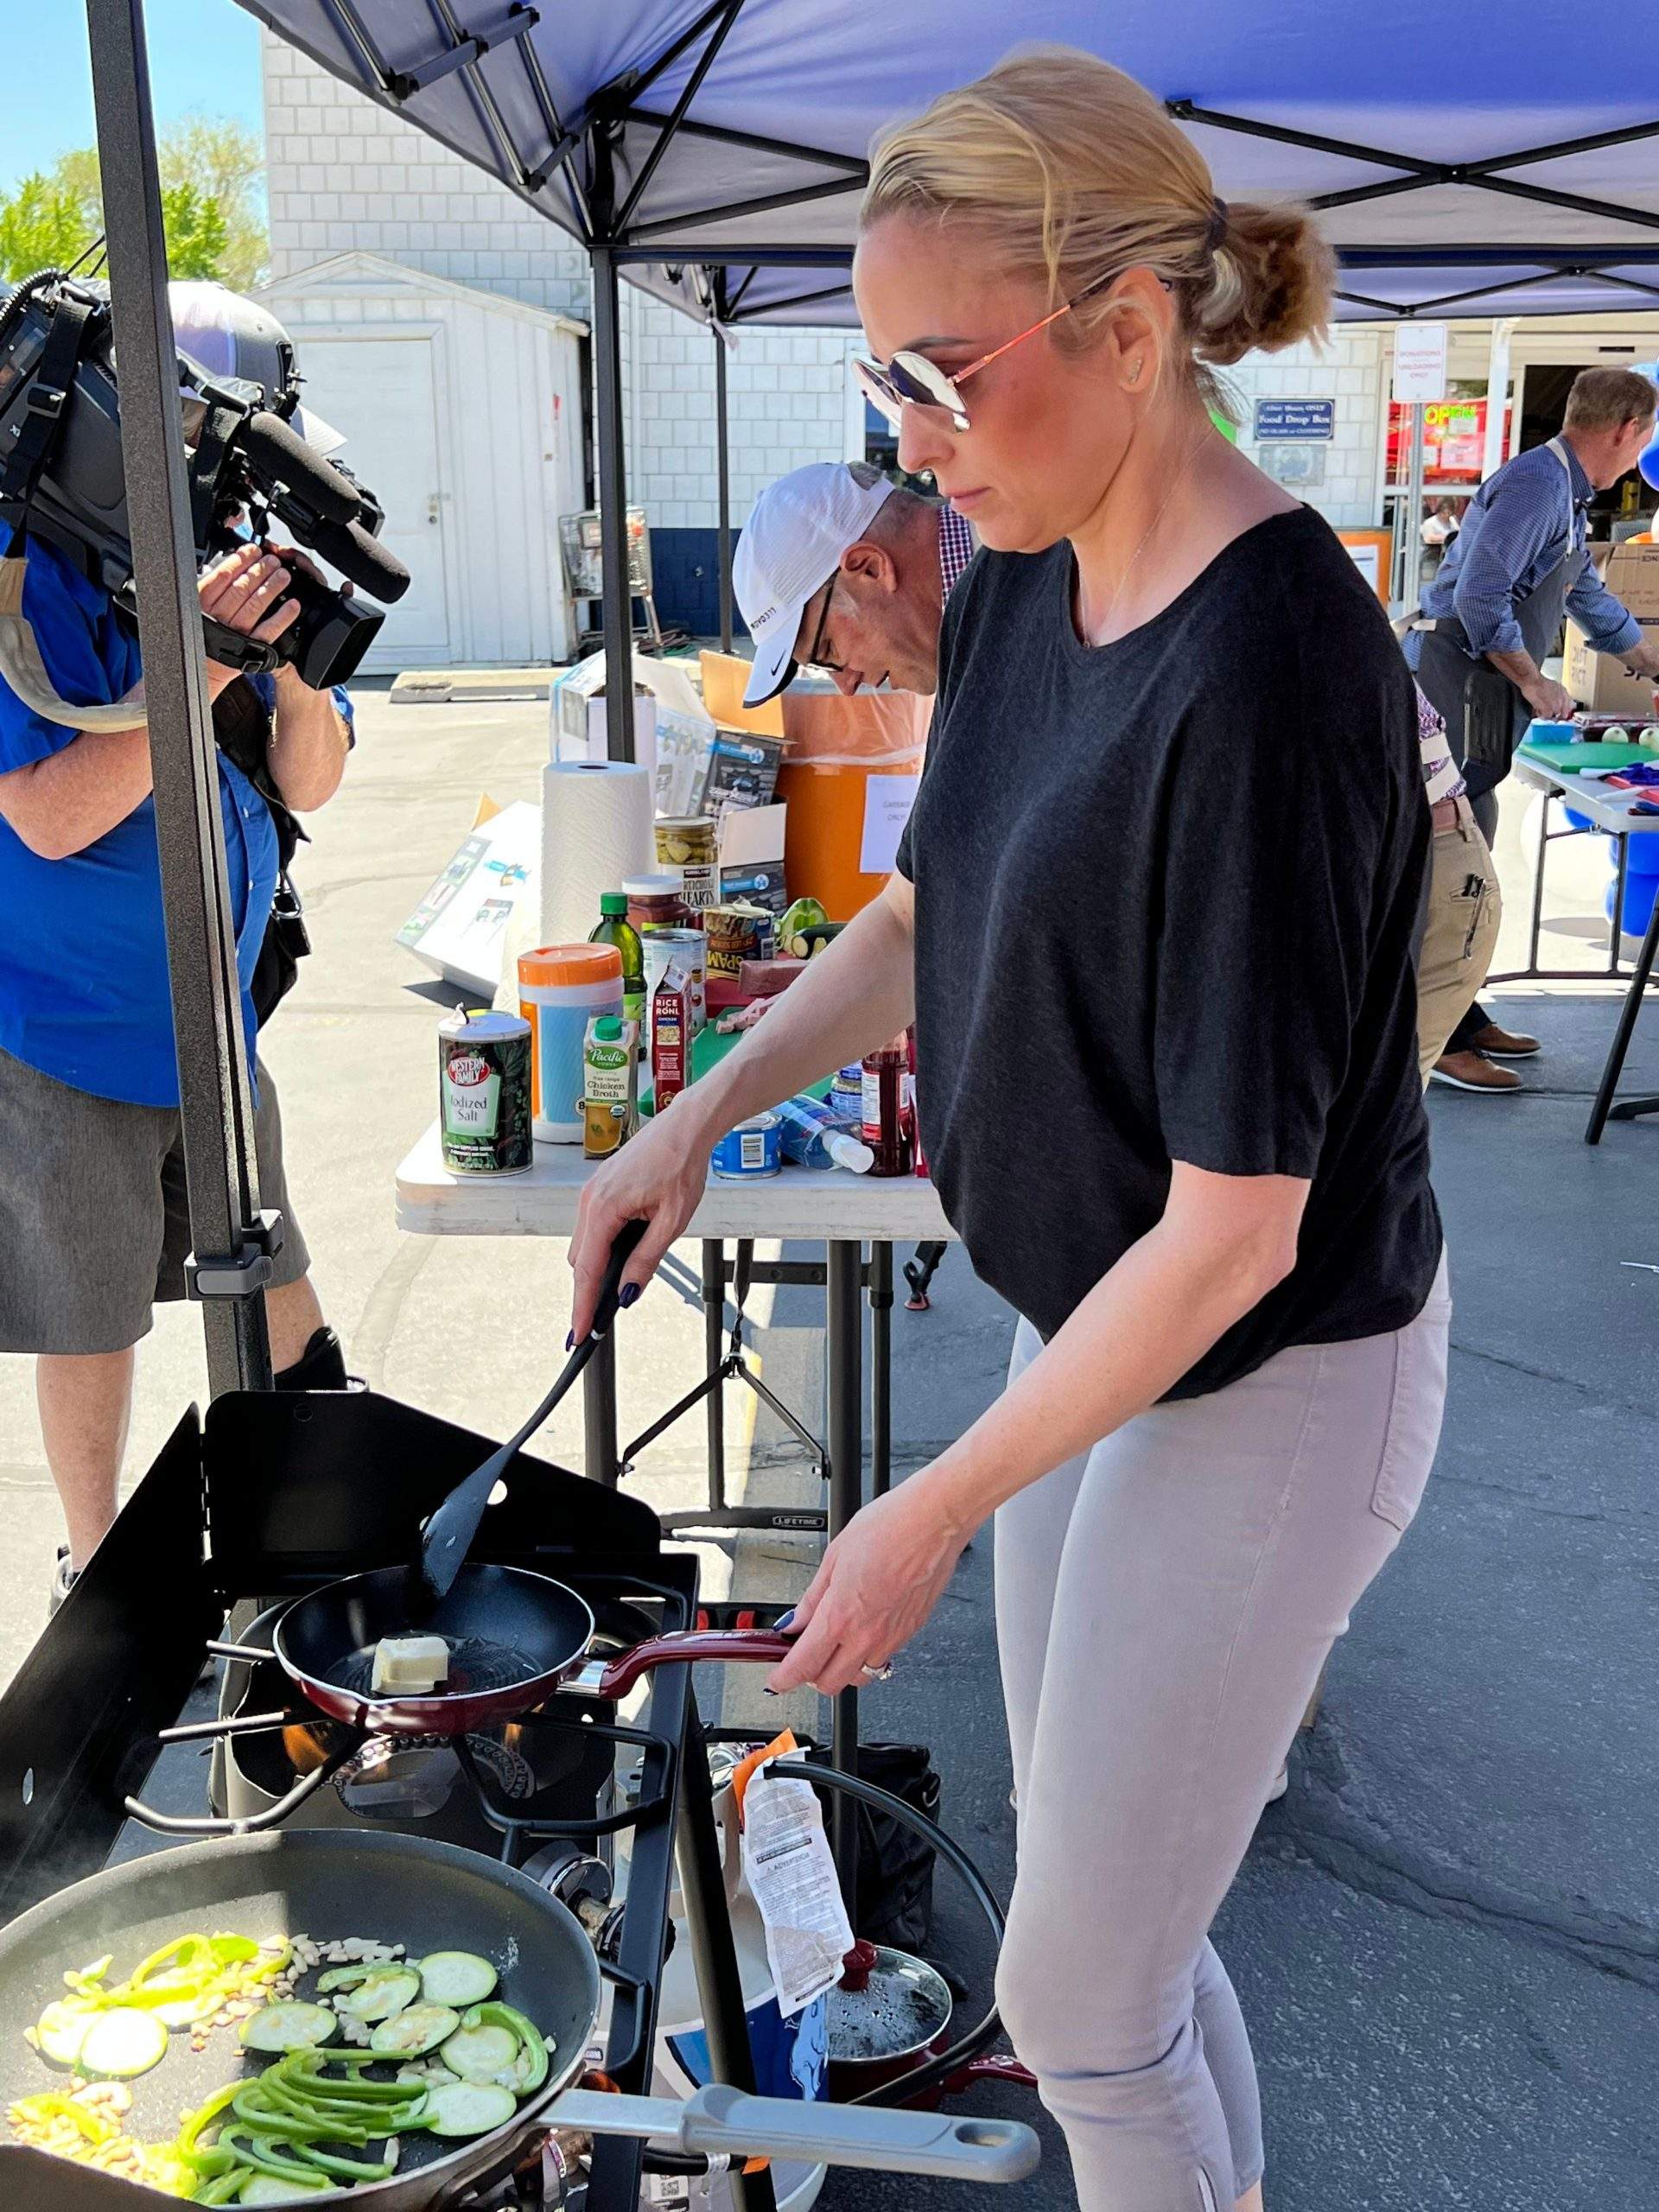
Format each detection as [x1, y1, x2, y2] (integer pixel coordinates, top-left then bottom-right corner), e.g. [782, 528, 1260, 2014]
[78, 0, 1659, 1390]
[229, 0, 1659, 714]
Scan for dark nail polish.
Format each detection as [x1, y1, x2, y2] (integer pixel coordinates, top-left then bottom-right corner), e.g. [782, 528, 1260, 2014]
[619, 1282, 642, 1309]
[564, 1331, 575, 1351]
[761, 1686, 778, 1697]
[774, 1608, 797, 1633]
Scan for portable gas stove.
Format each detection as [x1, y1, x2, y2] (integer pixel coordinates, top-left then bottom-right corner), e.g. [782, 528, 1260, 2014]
[0, 1388, 786, 2212]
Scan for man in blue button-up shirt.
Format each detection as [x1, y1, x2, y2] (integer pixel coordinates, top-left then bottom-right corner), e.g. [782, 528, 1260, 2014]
[0, 527, 353, 1601]
[1409, 365, 1659, 1090]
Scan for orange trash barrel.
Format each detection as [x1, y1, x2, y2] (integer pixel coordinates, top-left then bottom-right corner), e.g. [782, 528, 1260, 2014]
[701, 653, 931, 922]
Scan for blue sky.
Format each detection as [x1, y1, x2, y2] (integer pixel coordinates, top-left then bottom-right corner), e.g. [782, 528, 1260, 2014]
[0, 3, 264, 188]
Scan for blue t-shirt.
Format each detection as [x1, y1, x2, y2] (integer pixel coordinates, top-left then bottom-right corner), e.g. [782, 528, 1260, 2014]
[0, 525, 291, 1108]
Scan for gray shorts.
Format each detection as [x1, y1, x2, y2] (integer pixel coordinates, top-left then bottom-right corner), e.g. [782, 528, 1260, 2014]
[0, 1046, 311, 1355]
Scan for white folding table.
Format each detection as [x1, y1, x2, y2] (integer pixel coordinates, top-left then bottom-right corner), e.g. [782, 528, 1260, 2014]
[1507, 760, 1659, 1141]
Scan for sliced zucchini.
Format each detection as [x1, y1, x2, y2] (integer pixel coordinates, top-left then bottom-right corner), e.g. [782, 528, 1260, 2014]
[437, 2022, 519, 2086]
[31, 1997, 97, 2069]
[335, 1967, 420, 2023]
[315, 1964, 372, 1995]
[239, 2001, 339, 2054]
[238, 2178, 329, 2204]
[369, 2003, 461, 2058]
[77, 2006, 170, 2079]
[422, 2081, 517, 2139]
[416, 1951, 497, 2008]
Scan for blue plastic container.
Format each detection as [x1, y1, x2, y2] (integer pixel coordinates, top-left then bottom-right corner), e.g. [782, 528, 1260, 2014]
[1603, 831, 1659, 938]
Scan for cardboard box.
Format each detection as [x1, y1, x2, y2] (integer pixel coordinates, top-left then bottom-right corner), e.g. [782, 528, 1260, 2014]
[1566, 541, 1659, 717]
[396, 795, 538, 999]
[715, 804, 788, 914]
[701, 728, 785, 816]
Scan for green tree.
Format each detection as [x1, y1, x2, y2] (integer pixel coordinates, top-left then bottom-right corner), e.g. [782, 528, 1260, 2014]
[0, 118, 266, 289]
[0, 173, 98, 280]
[160, 182, 230, 281]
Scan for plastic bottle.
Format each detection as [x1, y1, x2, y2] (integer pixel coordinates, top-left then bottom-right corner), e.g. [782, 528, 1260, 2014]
[773, 1094, 874, 1173]
[590, 892, 645, 1034]
[861, 1039, 911, 1177]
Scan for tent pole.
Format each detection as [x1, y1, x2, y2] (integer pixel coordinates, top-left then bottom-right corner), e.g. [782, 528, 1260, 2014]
[85, 0, 272, 1395]
[1484, 320, 1516, 480]
[715, 322, 733, 653]
[591, 241, 635, 760]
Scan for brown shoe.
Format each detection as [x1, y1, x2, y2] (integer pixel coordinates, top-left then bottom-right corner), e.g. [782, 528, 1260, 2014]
[1430, 1051, 1523, 1094]
[1469, 1022, 1540, 1058]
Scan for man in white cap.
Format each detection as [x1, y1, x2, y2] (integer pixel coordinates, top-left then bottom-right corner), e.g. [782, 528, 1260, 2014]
[734, 461, 975, 705]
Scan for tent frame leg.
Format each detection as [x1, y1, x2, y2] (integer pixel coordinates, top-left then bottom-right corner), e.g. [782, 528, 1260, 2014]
[84, 0, 272, 1397]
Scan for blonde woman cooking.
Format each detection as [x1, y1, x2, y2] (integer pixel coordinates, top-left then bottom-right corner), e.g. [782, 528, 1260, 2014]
[571, 48, 1448, 2212]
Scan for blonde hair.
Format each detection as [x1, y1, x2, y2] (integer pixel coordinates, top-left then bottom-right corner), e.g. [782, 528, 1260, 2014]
[862, 47, 1335, 412]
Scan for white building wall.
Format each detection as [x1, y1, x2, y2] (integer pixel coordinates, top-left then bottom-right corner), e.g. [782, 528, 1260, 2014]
[261, 33, 589, 319]
[1222, 330, 1389, 530]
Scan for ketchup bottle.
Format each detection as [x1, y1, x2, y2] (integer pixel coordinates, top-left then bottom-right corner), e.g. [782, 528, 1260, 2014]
[861, 1038, 910, 1178]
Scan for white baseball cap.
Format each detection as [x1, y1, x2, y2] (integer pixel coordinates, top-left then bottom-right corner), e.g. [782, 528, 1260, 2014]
[734, 463, 896, 707]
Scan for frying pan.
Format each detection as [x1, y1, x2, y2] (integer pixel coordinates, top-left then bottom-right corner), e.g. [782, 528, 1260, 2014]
[0, 1833, 1037, 2209]
[268, 1563, 797, 1736]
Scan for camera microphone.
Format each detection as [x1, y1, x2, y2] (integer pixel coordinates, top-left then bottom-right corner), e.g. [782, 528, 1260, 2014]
[305, 514, 410, 605]
[241, 410, 360, 526]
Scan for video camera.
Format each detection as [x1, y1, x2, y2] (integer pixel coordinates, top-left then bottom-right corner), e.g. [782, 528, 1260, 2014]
[0, 270, 410, 690]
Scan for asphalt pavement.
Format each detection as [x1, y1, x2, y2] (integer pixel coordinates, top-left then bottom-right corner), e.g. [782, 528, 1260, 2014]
[1, 690, 1656, 2209]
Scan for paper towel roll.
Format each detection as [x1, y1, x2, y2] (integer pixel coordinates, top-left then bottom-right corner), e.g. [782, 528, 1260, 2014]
[539, 760, 655, 950]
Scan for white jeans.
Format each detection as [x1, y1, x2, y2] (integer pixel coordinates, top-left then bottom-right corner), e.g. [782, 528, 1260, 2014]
[993, 1255, 1451, 2209]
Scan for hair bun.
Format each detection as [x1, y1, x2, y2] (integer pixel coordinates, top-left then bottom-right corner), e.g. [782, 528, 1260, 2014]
[1193, 200, 1335, 365]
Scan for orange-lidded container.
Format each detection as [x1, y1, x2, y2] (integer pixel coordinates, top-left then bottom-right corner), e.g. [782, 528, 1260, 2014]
[518, 943, 623, 1144]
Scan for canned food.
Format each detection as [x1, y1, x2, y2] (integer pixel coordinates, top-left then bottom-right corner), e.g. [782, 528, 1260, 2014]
[438, 1009, 532, 1175]
[712, 1113, 783, 1179]
[642, 925, 706, 1033]
[704, 902, 777, 976]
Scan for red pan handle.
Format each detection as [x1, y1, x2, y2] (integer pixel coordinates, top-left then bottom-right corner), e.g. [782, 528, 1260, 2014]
[934, 2054, 1039, 2097]
[594, 1629, 795, 1700]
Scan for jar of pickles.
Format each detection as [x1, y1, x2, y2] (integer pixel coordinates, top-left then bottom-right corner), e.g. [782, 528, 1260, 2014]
[656, 817, 717, 913]
[623, 871, 687, 935]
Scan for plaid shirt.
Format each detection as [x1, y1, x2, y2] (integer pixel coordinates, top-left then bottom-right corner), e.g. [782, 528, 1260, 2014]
[938, 504, 976, 600]
[1416, 682, 1465, 804]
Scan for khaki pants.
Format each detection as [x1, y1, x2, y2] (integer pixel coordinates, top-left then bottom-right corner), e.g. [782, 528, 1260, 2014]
[1416, 800, 1502, 1082]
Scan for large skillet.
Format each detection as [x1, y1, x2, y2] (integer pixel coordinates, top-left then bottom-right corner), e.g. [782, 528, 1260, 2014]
[0, 1833, 1038, 2209]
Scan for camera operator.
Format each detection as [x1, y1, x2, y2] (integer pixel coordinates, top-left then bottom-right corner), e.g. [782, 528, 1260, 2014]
[0, 503, 353, 1611]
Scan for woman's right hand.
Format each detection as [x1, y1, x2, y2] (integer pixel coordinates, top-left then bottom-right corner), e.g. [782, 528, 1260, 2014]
[567, 1101, 713, 1343]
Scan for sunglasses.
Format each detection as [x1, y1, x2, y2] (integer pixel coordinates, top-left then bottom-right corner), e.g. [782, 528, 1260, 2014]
[853, 269, 1119, 435]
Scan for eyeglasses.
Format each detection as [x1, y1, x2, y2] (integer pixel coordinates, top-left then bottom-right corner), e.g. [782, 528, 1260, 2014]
[798, 576, 842, 675]
[853, 269, 1119, 435]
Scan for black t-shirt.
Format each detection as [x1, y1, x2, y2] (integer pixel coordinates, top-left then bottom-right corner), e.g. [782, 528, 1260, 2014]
[897, 505, 1441, 1398]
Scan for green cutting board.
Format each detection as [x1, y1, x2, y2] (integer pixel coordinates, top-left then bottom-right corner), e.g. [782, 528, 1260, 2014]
[639, 1020, 836, 1116]
[1516, 739, 1654, 775]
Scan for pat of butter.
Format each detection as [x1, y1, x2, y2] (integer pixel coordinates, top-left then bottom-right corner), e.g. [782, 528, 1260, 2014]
[372, 1634, 450, 1695]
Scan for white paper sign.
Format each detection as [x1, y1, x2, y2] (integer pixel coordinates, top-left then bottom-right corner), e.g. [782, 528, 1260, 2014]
[858, 774, 921, 876]
[1345, 541, 1381, 592]
[739, 1762, 855, 2017]
[1392, 323, 1449, 404]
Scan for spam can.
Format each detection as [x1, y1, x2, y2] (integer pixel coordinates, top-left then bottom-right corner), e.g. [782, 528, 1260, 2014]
[439, 1009, 532, 1174]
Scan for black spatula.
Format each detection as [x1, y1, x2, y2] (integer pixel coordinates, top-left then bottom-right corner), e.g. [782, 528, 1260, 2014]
[409, 1217, 648, 1616]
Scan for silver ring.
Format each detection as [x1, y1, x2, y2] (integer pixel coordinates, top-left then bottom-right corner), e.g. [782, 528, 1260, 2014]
[860, 1661, 893, 1683]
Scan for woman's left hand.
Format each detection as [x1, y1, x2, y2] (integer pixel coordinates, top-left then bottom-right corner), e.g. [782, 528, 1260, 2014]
[767, 1478, 972, 1696]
